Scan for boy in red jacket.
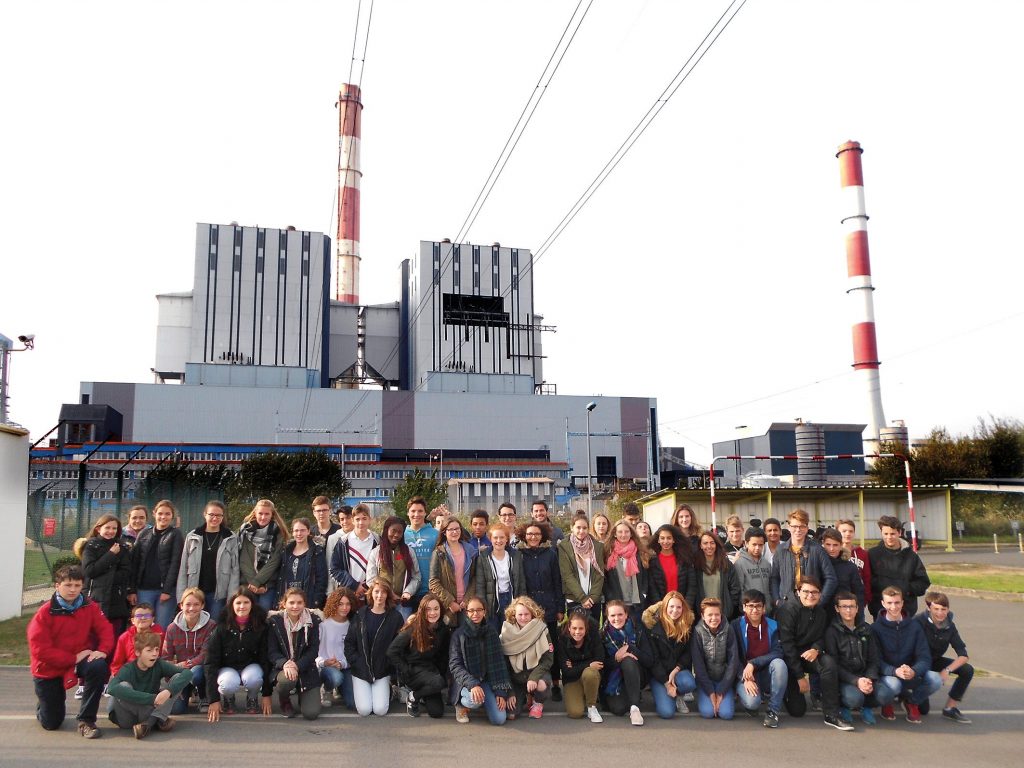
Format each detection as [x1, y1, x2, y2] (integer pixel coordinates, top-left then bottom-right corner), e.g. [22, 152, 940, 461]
[27, 564, 114, 738]
[110, 602, 165, 676]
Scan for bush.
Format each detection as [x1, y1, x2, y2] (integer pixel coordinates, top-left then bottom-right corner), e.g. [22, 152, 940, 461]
[50, 554, 81, 579]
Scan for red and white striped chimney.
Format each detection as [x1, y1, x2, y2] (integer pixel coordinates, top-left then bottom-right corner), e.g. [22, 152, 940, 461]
[837, 140, 886, 459]
[336, 83, 362, 304]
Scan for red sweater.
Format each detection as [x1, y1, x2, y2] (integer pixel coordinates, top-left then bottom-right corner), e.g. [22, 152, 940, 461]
[111, 624, 165, 676]
[28, 595, 114, 684]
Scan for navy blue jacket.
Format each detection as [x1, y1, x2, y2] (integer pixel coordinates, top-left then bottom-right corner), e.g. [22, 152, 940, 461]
[871, 613, 931, 679]
[517, 543, 563, 619]
[730, 615, 782, 670]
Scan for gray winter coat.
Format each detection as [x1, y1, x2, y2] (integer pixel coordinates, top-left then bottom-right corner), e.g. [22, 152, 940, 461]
[176, 526, 240, 602]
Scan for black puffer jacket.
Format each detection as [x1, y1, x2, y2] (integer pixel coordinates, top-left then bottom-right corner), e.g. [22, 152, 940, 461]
[128, 525, 184, 596]
[345, 606, 404, 683]
[204, 621, 273, 699]
[824, 617, 880, 685]
[386, 621, 451, 690]
[268, 612, 323, 693]
[555, 619, 603, 684]
[80, 536, 132, 620]
[647, 554, 699, 609]
[643, 607, 693, 684]
[868, 544, 930, 617]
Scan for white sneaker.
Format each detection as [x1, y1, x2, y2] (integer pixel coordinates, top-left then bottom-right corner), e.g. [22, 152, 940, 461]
[587, 705, 604, 723]
[675, 696, 689, 715]
[74, 685, 85, 700]
[629, 705, 644, 726]
[320, 687, 332, 708]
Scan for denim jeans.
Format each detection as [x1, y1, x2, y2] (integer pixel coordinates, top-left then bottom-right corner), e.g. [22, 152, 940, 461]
[170, 665, 206, 714]
[255, 589, 278, 614]
[696, 686, 735, 719]
[735, 658, 788, 714]
[460, 683, 507, 725]
[320, 666, 355, 709]
[135, 589, 176, 630]
[650, 670, 698, 719]
[877, 671, 942, 706]
[839, 681, 882, 710]
[206, 598, 226, 623]
[217, 663, 264, 696]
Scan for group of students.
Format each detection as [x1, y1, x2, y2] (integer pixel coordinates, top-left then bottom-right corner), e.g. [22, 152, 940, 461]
[27, 497, 974, 738]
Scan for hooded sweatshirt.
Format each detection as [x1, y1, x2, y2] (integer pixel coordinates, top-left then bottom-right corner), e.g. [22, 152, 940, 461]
[161, 609, 215, 668]
[733, 549, 773, 611]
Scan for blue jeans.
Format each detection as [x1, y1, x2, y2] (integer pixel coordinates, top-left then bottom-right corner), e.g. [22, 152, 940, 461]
[255, 589, 278, 613]
[206, 598, 226, 623]
[135, 589, 176, 630]
[735, 658, 788, 714]
[320, 666, 355, 709]
[650, 670, 698, 719]
[877, 671, 942, 706]
[170, 665, 206, 714]
[460, 683, 507, 725]
[839, 681, 882, 710]
[696, 686, 735, 720]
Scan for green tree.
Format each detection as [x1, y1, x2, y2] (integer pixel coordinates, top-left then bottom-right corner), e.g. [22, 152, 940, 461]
[231, 450, 350, 519]
[143, 458, 231, 528]
[973, 416, 1024, 478]
[390, 469, 447, 522]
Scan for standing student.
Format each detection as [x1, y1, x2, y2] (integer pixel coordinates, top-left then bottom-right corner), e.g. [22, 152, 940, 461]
[836, 518, 873, 611]
[387, 594, 451, 718]
[868, 515, 930, 618]
[238, 499, 288, 613]
[914, 591, 973, 723]
[500, 596, 554, 719]
[204, 589, 272, 720]
[449, 595, 514, 725]
[590, 512, 611, 545]
[673, 504, 703, 554]
[330, 504, 380, 604]
[731, 589, 787, 728]
[558, 612, 604, 722]
[27, 564, 113, 738]
[310, 496, 341, 550]
[824, 590, 881, 726]
[603, 520, 651, 620]
[110, 602, 166, 677]
[723, 515, 746, 563]
[558, 514, 605, 622]
[602, 599, 654, 725]
[345, 579, 404, 716]
[404, 496, 439, 611]
[316, 587, 357, 709]
[366, 516, 420, 618]
[691, 598, 740, 720]
[498, 503, 520, 547]
[871, 586, 942, 724]
[161, 586, 215, 714]
[734, 528, 773, 616]
[477, 522, 526, 622]
[430, 518, 477, 624]
[531, 500, 563, 545]
[177, 500, 240, 622]
[276, 517, 328, 610]
[820, 528, 865, 621]
[635, 521, 653, 549]
[129, 500, 184, 630]
[647, 524, 698, 609]
[77, 514, 133, 638]
[642, 591, 699, 719]
[695, 532, 742, 621]
[769, 509, 837, 609]
[106, 630, 191, 739]
[776, 576, 853, 730]
[466, 509, 492, 555]
[762, 518, 783, 568]
[268, 588, 323, 720]
[121, 506, 149, 551]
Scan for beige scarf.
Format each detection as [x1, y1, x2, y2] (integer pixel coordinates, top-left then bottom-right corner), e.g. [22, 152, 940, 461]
[499, 618, 550, 673]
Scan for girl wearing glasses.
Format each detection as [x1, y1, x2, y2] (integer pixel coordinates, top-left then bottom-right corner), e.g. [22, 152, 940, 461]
[449, 595, 513, 725]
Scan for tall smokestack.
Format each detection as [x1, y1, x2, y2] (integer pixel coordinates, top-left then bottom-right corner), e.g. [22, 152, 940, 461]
[336, 83, 363, 304]
[837, 140, 886, 459]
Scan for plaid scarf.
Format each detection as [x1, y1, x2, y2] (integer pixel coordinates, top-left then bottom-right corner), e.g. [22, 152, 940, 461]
[461, 617, 511, 694]
[602, 619, 638, 695]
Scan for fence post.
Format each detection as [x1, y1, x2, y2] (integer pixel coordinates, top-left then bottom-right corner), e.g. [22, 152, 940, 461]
[993, 534, 999, 554]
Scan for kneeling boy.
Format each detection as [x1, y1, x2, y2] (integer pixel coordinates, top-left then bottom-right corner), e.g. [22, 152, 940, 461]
[914, 591, 973, 724]
[107, 630, 192, 738]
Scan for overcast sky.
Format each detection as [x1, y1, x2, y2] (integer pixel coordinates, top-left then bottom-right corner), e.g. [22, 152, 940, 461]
[3, 0, 1022, 465]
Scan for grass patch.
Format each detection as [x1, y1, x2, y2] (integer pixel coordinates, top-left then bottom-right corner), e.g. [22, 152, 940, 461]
[23, 548, 74, 587]
[0, 609, 33, 666]
[929, 564, 1024, 594]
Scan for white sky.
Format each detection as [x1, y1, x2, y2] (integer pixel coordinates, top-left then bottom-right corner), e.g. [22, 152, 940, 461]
[2, 0, 1022, 466]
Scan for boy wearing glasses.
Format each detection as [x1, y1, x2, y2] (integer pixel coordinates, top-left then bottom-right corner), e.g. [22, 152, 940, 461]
[731, 589, 787, 728]
[110, 603, 166, 677]
[824, 590, 881, 725]
[776, 576, 852, 730]
[769, 509, 836, 609]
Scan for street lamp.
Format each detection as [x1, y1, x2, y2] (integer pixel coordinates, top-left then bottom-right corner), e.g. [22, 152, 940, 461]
[0, 333, 35, 424]
[585, 401, 597, 518]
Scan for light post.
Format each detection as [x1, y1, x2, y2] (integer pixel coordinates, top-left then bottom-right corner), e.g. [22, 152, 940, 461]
[585, 401, 597, 518]
[0, 333, 35, 424]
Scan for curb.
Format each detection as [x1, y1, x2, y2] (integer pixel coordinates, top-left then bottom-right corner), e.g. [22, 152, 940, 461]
[930, 583, 1024, 603]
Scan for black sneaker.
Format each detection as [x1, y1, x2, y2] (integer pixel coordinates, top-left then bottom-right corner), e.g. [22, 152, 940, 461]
[551, 686, 562, 702]
[824, 714, 854, 731]
[220, 694, 235, 715]
[407, 693, 421, 718]
[763, 709, 780, 729]
[942, 707, 972, 724]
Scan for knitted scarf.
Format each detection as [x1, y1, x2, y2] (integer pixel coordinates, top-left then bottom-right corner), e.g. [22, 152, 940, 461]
[461, 617, 511, 694]
[602, 618, 638, 695]
[570, 533, 598, 573]
[606, 538, 640, 578]
[240, 520, 278, 571]
[500, 618, 550, 673]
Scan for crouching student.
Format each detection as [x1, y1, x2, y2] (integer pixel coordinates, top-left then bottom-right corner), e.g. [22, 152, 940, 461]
[107, 631, 191, 738]
[871, 586, 942, 724]
[915, 591, 973, 724]
[449, 596, 514, 725]
[731, 589, 787, 728]
[642, 591, 698, 719]
[776, 576, 852, 731]
[557, 611, 604, 722]
[161, 587, 215, 714]
[204, 589, 273, 721]
[268, 588, 323, 720]
[317, 588, 357, 709]
[691, 598, 739, 720]
[500, 596, 554, 720]
[387, 593, 451, 718]
[27, 564, 114, 739]
[601, 599, 655, 726]
[110, 602, 166, 678]
[824, 590, 881, 726]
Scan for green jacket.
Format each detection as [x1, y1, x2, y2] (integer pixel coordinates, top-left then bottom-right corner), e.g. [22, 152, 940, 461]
[108, 659, 192, 705]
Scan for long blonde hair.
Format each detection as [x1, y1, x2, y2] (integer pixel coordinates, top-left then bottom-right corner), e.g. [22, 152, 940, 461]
[242, 499, 291, 542]
[658, 591, 695, 642]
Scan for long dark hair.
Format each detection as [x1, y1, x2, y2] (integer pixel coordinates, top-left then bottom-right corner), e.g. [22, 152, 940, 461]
[403, 593, 444, 653]
[378, 516, 412, 573]
[221, 587, 267, 632]
[696, 532, 729, 575]
[653, 524, 693, 568]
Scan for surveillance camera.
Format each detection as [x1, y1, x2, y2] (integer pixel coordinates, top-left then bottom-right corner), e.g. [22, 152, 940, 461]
[18, 334, 35, 343]
[586, 401, 597, 412]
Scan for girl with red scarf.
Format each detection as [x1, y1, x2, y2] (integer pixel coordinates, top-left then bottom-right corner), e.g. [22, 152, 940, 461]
[603, 520, 651, 620]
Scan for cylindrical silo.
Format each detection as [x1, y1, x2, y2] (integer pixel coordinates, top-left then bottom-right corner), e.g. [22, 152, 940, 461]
[795, 422, 826, 486]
